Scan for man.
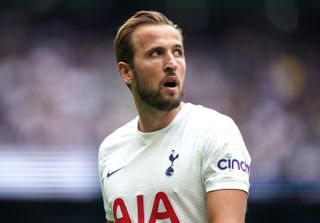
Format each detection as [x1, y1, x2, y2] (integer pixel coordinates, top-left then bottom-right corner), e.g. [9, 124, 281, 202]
[99, 10, 251, 223]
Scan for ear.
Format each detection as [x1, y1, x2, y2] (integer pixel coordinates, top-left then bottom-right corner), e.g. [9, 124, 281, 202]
[118, 61, 134, 87]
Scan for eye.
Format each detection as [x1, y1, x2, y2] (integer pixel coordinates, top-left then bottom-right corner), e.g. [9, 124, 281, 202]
[150, 50, 162, 57]
[173, 49, 183, 57]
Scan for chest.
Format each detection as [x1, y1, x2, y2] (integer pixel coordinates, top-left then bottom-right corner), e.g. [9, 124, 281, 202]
[102, 137, 202, 196]
[100, 125, 209, 221]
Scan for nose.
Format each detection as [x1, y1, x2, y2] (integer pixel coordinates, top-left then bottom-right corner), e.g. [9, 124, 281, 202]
[164, 52, 178, 74]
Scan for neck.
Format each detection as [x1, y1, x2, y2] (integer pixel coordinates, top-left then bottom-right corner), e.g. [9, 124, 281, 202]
[136, 102, 182, 133]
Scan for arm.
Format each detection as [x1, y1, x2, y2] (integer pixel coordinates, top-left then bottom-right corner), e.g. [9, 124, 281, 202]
[207, 189, 248, 223]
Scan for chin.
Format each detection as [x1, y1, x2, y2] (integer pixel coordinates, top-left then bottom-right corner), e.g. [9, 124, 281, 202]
[155, 98, 181, 111]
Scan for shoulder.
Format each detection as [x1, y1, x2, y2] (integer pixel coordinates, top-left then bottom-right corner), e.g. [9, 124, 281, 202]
[184, 103, 241, 147]
[185, 103, 235, 131]
[99, 117, 137, 156]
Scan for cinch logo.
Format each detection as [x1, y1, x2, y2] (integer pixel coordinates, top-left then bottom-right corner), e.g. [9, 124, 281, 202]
[217, 153, 250, 174]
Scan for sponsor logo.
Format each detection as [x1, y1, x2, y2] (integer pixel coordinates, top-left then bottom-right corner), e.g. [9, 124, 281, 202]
[217, 153, 250, 174]
[113, 192, 179, 223]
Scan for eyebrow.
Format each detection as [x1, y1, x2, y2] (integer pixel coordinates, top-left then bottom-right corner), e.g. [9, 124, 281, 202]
[144, 44, 184, 55]
[173, 44, 183, 49]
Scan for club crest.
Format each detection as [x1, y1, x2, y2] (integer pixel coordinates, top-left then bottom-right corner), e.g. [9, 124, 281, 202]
[165, 150, 179, 176]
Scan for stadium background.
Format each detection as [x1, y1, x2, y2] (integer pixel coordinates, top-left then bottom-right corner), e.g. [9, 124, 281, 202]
[0, 0, 319, 222]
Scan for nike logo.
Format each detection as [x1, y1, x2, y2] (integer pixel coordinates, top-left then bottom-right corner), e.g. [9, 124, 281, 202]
[107, 168, 123, 178]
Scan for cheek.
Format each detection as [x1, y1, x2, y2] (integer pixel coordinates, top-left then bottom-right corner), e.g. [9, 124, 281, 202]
[135, 61, 159, 76]
[139, 66, 163, 82]
[134, 69, 159, 89]
[177, 58, 186, 69]
[178, 62, 186, 79]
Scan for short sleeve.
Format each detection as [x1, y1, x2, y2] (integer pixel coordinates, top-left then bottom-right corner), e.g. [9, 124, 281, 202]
[201, 116, 251, 193]
[98, 148, 115, 221]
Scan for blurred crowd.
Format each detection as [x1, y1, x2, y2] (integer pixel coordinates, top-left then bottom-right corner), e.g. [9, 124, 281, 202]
[0, 3, 319, 197]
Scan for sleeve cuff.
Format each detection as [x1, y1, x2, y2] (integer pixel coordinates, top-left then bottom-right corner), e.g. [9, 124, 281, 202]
[205, 179, 250, 194]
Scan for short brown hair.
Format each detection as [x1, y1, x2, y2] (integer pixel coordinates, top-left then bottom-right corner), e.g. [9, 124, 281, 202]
[114, 10, 182, 66]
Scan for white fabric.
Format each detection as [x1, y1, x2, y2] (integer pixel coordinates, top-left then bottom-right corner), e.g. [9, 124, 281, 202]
[99, 102, 251, 222]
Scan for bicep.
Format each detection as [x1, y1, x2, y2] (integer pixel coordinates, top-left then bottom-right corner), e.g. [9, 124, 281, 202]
[207, 189, 248, 223]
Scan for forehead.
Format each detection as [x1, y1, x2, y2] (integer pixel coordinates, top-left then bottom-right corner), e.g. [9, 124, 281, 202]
[131, 24, 183, 52]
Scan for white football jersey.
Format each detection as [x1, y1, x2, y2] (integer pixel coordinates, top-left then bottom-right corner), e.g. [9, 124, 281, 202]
[99, 102, 251, 222]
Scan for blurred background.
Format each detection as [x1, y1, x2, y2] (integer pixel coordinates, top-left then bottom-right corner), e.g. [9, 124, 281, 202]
[0, 0, 319, 222]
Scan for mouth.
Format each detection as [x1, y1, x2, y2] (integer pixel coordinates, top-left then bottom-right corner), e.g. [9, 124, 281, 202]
[162, 78, 178, 88]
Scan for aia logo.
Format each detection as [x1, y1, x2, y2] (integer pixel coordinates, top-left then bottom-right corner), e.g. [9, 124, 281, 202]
[113, 192, 179, 223]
